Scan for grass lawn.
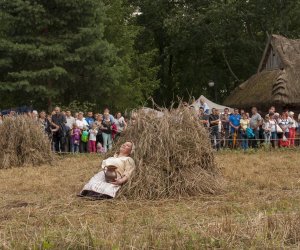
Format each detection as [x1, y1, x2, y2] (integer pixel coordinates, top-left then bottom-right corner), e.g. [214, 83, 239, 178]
[1, 150, 300, 249]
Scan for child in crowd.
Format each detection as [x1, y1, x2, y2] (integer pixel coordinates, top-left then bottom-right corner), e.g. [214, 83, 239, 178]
[88, 123, 98, 153]
[97, 142, 105, 154]
[81, 126, 89, 153]
[71, 123, 81, 153]
[240, 113, 249, 151]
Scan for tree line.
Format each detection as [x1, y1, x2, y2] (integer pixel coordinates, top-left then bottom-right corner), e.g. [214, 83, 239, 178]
[1, 0, 300, 111]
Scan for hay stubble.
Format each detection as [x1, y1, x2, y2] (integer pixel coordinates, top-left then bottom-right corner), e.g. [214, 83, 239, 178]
[0, 152, 300, 248]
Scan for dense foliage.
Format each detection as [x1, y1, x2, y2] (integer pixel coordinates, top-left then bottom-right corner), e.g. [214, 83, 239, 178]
[131, 0, 300, 104]
[0, 0, 159, 111]
[1, 0, 300, 111]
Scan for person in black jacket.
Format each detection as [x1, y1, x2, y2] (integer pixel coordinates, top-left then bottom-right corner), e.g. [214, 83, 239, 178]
[51, 106, 67, 152]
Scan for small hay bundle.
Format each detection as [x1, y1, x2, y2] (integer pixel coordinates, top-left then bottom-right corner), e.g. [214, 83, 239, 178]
[111, 107, 222, 199]
[0, 116, 54, 168]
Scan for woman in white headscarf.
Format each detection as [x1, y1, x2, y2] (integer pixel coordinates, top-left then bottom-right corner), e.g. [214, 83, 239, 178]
[79, 141, 135, 199]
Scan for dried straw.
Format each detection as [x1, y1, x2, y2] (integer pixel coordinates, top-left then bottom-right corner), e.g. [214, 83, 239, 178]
[0, 116, 54, 168]
[109, 106, 222, 200]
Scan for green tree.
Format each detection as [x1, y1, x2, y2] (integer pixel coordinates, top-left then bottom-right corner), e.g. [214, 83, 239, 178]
[0, 0, 159, 112]
[0, 0, 115, 110]
[102, 0, 159, 111]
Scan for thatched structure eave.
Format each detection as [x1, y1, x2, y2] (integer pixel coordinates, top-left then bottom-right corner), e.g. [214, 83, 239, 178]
[223, 70, 281, 109]
[225, 34, 300, 111]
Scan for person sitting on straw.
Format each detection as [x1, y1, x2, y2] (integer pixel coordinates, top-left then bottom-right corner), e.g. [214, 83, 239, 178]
[78, 141, 136, 200]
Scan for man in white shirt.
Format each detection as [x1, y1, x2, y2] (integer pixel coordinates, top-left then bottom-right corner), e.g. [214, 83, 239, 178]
[250, 107, 262, 148]
[66, 110, 75, 129]
[65, 110, 75, 152]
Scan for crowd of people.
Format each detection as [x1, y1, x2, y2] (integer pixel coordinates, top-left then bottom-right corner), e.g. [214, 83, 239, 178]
[0, 107, 127, 154]
[194, 99, 300, 151]
[1, 100, 300, 153]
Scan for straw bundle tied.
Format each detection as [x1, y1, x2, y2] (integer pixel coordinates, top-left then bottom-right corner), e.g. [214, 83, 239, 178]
[0, 116, 54, 168]
[109, 106, 222, 200]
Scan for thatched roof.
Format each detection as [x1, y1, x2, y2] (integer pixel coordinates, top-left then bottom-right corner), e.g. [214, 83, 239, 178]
[224, 35, 300, 109]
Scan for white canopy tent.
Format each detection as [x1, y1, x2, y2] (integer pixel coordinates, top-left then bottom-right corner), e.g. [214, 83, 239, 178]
[191, 95, 234, 113]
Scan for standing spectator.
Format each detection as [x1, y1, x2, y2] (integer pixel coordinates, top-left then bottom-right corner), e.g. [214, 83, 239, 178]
[114, 112, 127, 141]
[262, 114, 272, 146]
[240, 109, 245, 116]
[51, 106, 67, 152]
[278, 112, 290, 147]
[38, 111, 51, 136]
[229, 108, 241, 148]
[94, 113, 100, 120]
[94, 114, 104, 146]
[76, 112, 88, 130]
[74, 112, 79, 120]
[32, 110, 38, 120]
[103, 108, 115, 123]
[88, 123, 98, 153]
[209, 108, 220, 150]
[182, 101, 189, 108]
[268, 112, 278, 148]
[85, 111, 95, 128]
[80, 126, 89, 153]
[48, 116, 59, 151]
[70, 123, 81, 153]
[65, 110, 75, 152]
[269, 106, 276, 114]
[240, 113, 249, 151]
[220, 108, 230, 147]
[258, 111, 265, 143]
[199, 98, 210, 115]
[66, 111, 75, 129]
[288, 111, 297, 147]
[199, 107, 209, 127]
[0, 114, 3, 125]
[249, 107, 262, 148]
[102, 112, 113, 152]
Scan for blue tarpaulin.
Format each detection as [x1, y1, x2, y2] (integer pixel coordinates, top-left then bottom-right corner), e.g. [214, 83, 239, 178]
[0, 106, 32, 115]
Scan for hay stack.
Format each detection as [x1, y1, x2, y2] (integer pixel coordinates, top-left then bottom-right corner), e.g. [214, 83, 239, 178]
[0, 116, 54, 168]
[110, 107, 222, 199]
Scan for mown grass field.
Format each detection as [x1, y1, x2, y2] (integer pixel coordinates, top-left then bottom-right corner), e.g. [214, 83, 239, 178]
[0, 150, 300, 249]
